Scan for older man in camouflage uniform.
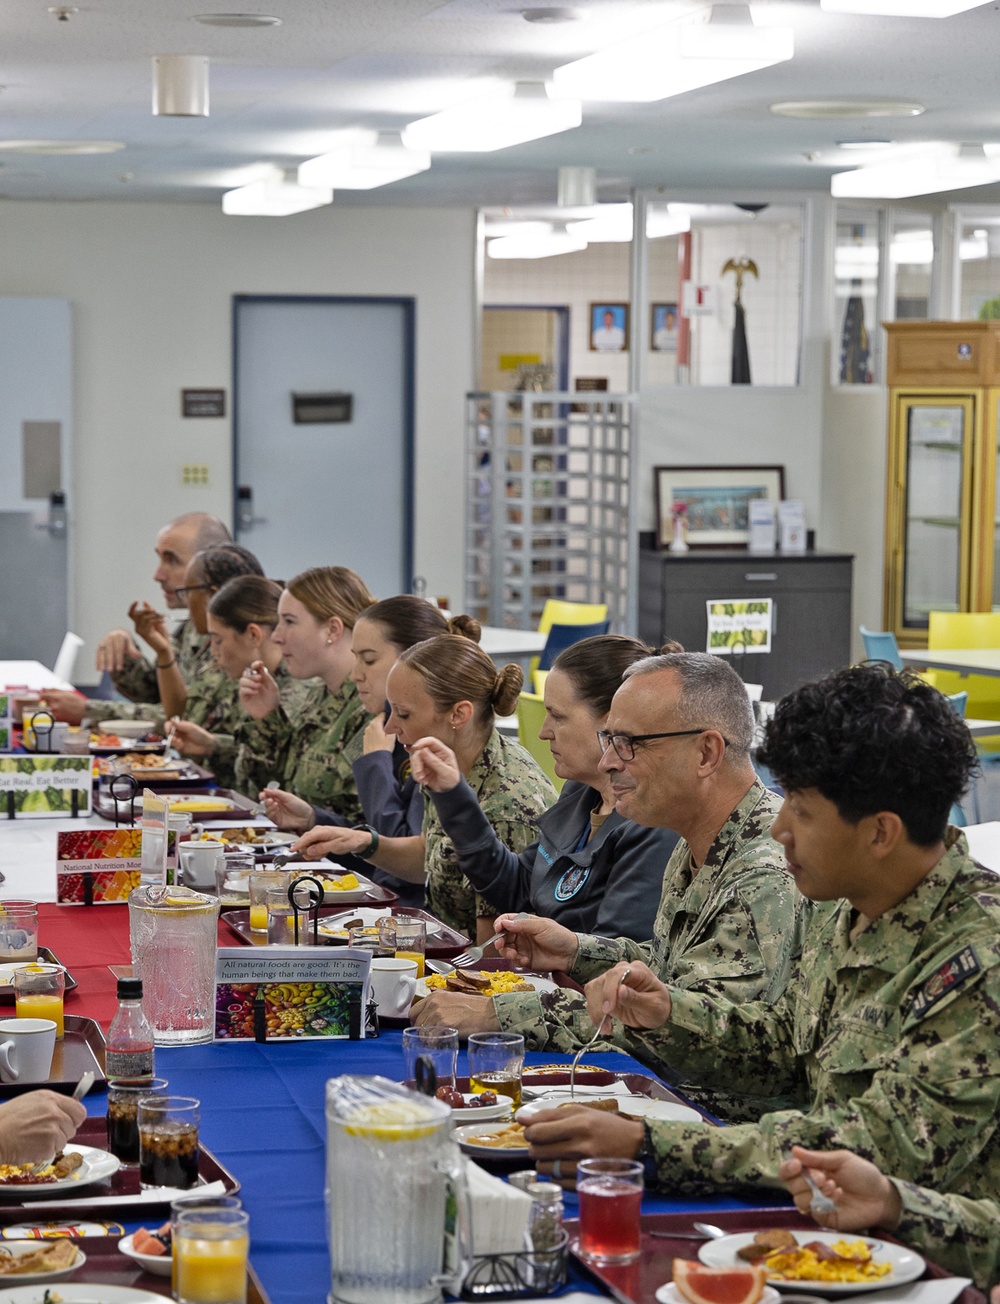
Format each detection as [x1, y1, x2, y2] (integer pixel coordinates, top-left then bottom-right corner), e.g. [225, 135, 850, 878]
[45, 512, 231, 727]
[523, 664, 1000, 1207]
[414, 653, 808, 1117]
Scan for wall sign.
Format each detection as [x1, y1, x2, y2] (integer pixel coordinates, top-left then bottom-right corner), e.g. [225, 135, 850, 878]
[182, 389, 226, 418]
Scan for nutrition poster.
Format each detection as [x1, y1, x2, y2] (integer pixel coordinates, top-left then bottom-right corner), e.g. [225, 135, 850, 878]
[706, 599, 773, 655]
[214, 947, 372, 1041]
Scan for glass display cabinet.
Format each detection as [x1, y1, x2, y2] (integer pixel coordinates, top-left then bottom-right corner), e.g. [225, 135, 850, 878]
[884, 321, 1000, 645]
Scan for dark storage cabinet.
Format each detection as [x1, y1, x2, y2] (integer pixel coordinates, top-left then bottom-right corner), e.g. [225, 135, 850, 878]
[638, 547, 854, 701]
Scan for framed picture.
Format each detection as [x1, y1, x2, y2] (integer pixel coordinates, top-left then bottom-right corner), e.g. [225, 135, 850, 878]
[654, 465, 786, 549]
[590, 302, 629, 353]
[651, 303, 679, 353]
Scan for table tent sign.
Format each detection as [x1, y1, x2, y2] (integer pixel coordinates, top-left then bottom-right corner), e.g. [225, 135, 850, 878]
[705, 599, 774, 655]
[215, 948, 372, 1042]
[0, 694, 10, 752]
[0, 754, 91, 818]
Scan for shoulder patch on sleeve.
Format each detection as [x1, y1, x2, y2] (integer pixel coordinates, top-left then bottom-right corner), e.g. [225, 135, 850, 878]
[910, 946, 982, 1020]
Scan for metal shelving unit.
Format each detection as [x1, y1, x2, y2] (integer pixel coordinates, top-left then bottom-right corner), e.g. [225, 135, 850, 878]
[465, 391, 637, 632]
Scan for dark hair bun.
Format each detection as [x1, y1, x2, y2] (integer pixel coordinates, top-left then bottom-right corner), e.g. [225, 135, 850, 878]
[448, 614, 482, 644]
[659, 639, 685, 654]
[492, 663, 523, 716]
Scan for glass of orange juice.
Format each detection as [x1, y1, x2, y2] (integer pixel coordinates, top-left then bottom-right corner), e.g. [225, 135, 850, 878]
[174, 1205, 249, 1304]
[247, 869, 290, 934]
[378, 917, 426, 978]
[14, 964, 65, 1038]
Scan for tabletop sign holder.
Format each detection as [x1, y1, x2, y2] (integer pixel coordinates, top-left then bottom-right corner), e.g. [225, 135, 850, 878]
[108, 772, 139, 826]
[0, 753, 90, 819]
[56, 827, 145, 905]
[214, 947, 372, 1042]
[288, 874, 325, 944]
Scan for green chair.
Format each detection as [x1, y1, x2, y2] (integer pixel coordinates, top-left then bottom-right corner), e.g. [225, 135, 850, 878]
[516, 691, 562, 793]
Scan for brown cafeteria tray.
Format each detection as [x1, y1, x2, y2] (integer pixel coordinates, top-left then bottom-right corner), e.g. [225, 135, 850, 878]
[222, 904, 470, 957]
[0, 1115, 241, 1221]
[5, 1233, 270, 1302]
[95, 759, 215, 790]
[94, 787, 260, 823]
[567, 1208, 986, 1304]
[0, 1016, 106, 1099]
[0, 946, 78, 1003]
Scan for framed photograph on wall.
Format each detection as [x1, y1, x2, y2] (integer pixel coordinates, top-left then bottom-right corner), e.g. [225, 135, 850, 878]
[589, 303, 629, 353]
[651, 303, 679, 352]
[654, 464, 786, 549]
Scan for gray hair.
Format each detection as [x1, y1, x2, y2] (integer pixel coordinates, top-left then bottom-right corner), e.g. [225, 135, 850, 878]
[171, 512, 232, 550]
[623, 652, 754, 755]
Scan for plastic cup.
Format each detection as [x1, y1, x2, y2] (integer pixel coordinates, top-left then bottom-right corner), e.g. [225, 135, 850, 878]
[576, 1158, 644, 1263]
[14, 964, 66, 1038]
[174, 1205, 250, 1304]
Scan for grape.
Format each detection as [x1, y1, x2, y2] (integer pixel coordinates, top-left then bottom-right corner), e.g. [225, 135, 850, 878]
[435, 1086, 452, 1101]
[479, 1091, 498, 1106]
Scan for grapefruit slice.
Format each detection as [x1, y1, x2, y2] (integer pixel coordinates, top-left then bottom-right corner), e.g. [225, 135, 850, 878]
[673, 1260, 767, 1304]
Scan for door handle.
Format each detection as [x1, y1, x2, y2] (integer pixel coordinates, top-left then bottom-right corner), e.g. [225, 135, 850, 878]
[236, 485, 267, 529]
[744, 572, 777, 582]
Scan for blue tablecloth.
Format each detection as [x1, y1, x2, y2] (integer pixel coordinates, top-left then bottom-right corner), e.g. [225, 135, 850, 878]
[85, 1036, 791, 1304]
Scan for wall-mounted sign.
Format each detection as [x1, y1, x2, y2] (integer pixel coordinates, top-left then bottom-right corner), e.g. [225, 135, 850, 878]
[681, 283, 719, 318]
[182, 389, 226, 418]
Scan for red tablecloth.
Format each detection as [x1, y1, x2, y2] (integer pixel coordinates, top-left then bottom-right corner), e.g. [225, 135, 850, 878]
[42, 902, 232, 1029]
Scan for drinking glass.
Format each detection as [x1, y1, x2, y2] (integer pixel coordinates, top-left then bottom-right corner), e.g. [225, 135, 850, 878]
[379, 917, 427, 977]
[0, 902, 38, 963]
[265, 884, 295, 945]
[348, 926, 392, 957]
[174, 1205, 250, 1304]
[467, 1031, 524, 1108]
[248, 869, 290, 933]
[14, 964, 66, 1038]
[139, 1095, 200, 1189]
[215, 852, 255, 907]
[576, 1158, 644, 1263]
[402, 1026, 459, 1092]
[171, 1196, 244, 1300]
[106, 1076, 169, 1165]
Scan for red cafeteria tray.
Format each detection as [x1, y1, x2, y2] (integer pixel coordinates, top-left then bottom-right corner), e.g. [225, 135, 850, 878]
[567, 1207, 985, 1304]
[223, 904, 470, 958]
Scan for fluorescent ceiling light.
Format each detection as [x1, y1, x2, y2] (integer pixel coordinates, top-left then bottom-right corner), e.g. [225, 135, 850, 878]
[647, 206, 693, 239]
[193, 13, 282, 26]
[0, 139, 125, 154]
[223, 169, 332, 215]
[552, 5, 793, 103]
[487, 224, 587, 258]
[772, 100, 924, 118]
[832, 143, 1000, 198]
[960, 231, 988, 260]
[299, 130, 430, 190]
[890, 230, 933, 263]
[567, 203, 633, 242]
[404, 81, 581, 153]
[821, 0, 989, 16]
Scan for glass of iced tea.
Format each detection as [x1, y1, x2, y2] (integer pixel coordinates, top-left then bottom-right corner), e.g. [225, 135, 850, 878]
[139, 1095, 200, 1189]
[467, 1031, 524, 1108]
[174, 1205, 250, 1304]
[106, 1077, 169, 1165]
[576, 1158, 644, 1263]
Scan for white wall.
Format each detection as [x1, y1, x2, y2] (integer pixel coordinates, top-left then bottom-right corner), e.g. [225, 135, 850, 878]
[0, 202, 476, 685]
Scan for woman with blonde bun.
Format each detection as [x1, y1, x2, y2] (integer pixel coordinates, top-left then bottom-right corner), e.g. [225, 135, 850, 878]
[294, 633, 556, 941]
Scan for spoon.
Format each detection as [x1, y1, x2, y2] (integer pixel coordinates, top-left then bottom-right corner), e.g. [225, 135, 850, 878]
[649, 1222, 728, 1241]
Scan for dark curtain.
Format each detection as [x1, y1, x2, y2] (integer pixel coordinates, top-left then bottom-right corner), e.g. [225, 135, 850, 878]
[731, 301, 751, 385]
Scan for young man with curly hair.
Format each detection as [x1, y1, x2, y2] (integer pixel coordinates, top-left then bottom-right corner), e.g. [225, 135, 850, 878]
[520, 662, 1000, 1207]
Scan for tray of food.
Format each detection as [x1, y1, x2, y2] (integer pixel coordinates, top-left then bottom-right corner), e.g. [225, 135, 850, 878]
[565, 1208, 981, 1304]
[88, 733, 167, 757]
[0, 950, 77, 1005]
[0, 1016, 106, 1100]
[517, 1067, 709, 1123]
[0, 1117, 241, 1224]
[193, 827, 296, 852]
[222, 900, 455, 949]
[417, 969, 558, 999]
[94, 788, 260, 823]
[0, 1231, 271, 1301]
[95, 755, 214, 789]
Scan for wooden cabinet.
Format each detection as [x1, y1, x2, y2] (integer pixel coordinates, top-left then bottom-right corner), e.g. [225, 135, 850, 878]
[639, 546, 854, 701]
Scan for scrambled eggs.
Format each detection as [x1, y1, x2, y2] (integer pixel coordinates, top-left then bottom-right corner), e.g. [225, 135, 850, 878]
[424, 971, 533, 997]
[764, 1240, 893, 1284]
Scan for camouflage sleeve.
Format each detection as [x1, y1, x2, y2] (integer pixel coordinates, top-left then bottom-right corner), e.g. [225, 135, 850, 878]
[109, 655, 160, 705]
[644, 957, 1000, 1196]
[83, 698, 166, 728]
[571, 933, 654, 983]
[493, 986, 618, 1052]
[234, 711, 294, 800]
[892, 1182, 1000, 1289]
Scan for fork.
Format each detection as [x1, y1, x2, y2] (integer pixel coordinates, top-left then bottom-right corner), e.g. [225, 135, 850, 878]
[568, 967, 631, 1098]
[451, 912, 531, 968]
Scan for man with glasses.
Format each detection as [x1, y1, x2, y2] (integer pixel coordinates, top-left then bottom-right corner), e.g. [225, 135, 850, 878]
[414, 652, 808, 1121]
[522, 663, 1000, 1208]
[44, 512, 232, 726]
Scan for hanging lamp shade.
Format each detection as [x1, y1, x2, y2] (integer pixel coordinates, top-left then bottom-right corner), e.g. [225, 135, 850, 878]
[152, 55, 209, 117]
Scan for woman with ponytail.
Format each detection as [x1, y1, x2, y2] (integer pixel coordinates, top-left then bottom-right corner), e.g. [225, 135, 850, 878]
[294, 633, 556, 941]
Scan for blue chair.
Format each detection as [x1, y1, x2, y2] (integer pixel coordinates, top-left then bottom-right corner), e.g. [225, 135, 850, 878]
[859, 626, 903, 671]
[537, 619, 610, 673]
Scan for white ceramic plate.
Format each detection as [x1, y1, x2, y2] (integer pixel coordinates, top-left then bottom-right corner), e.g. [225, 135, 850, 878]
[93, 720, 158, 739]
[416, 973, 558, 998]
[118, 1233, 172, 1277]
[318, 908, 453, 942]
[454, 1121, 529, 1158]
[516, 1093, 702, 1124]
[0, 1287, 164, 1303]
[0, 1241, 85, 1286]
[450, 1094, 514, 1124]
[0, 965, 36, 990]
[0, 1147, 121, 1201]
[657, 1285, 781, 1304]
[698, 1232, 924, 1294]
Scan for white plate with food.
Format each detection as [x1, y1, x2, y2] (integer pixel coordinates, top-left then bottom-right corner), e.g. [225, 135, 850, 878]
[430, 1086, 514, 1124]
[318, 909, 454, 942]
[0, 1147, 121, 1200]
[300, 870, 383, 904]
[417, 970, 558, 999]
[454, 1120, 529, 1157]
[699, 1232, 923, 1294]
[517, 1093, 702, 1124]
[0, 1239, 85, 1286]
[0, 1287, 165, 1303]
[118, 1231, 172, 1277]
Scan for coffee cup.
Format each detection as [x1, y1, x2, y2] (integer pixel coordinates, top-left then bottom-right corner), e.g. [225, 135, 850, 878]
[369, 957, 418, 1018]
[0, 1017, 56, 1082]
[178, 841, 225, 889]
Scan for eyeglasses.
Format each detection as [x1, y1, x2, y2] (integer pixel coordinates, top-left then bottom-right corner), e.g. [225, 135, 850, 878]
[596, 728, 719, 761]
[173, 583, 213, 600]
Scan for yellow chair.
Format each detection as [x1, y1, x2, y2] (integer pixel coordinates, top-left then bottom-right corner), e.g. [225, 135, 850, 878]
[516, 691, 563, 793]
[928, 611, 1000, 753]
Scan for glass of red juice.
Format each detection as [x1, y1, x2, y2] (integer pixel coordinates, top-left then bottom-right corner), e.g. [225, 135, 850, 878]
[576, 1158, 644, 1264]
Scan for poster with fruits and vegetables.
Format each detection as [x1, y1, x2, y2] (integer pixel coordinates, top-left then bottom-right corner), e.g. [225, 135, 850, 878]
[214, 948, 372, 1040]
[0, 695, 10, 752]
[706, 599, 773, 655]
[57, 828, 144, 905]
[0, 755, 91, 817]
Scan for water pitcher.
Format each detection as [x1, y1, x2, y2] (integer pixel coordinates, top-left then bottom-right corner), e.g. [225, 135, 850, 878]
[128, 885, 219, 1046]
[326, 1075, 471, 1304]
